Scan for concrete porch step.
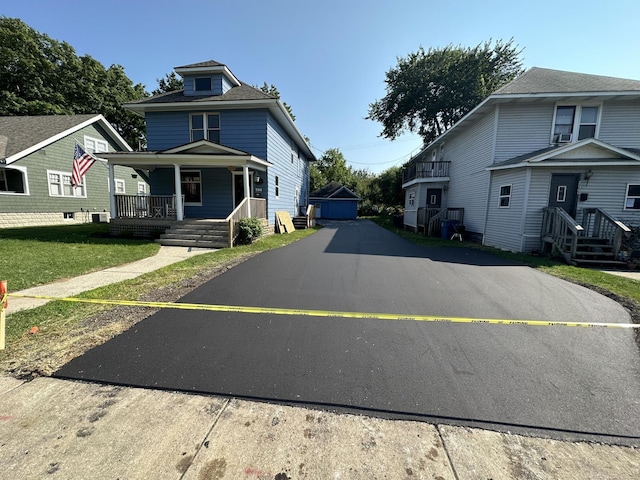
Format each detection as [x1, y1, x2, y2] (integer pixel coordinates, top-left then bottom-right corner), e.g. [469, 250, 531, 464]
[155, 238, 227, 248]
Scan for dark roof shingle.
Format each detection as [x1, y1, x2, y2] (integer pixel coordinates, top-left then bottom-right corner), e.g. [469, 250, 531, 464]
[0, 114, 99, 159]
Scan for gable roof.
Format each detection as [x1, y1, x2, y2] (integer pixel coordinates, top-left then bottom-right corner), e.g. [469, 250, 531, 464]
[414, 67, 640, 157]
[0, 114, 131, 164]
[488, 138, 640, 170]
[310, 181, 360, 200]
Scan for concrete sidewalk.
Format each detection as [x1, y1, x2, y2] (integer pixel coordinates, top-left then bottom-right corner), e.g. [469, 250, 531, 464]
[2, 246, 640, 478]
[6, 245, 217, 314]
[1, 376, 639, 479]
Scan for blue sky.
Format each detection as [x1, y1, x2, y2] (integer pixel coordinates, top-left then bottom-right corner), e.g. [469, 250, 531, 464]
[3, 0, 640, 174]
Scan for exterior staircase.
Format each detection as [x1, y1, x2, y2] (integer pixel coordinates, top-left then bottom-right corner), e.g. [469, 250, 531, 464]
[565, 236, 626, 267]
[542, 207, 630, 267]
[156, 219, 229, 249]
[293, 216, 309, 229]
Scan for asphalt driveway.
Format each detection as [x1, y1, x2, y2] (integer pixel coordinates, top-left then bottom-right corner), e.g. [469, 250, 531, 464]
[55, 220, 640, 445]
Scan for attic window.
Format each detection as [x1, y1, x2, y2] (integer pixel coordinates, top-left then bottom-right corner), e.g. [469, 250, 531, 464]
[195, 77, 212, 92]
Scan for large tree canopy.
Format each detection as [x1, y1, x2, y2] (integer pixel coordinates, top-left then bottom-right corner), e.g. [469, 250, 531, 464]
[367, 39, 524, 144]
[0, 17, 148, 148]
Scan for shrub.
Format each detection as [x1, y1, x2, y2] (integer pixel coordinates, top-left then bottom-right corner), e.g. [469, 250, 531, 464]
[236, 217, 264, 245]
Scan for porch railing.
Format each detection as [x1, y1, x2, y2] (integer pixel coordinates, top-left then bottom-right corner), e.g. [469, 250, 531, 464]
[420, 207, 464, 237]
[115, 194, 183, 219]
[403, 161, 450, 184]
[541, 207, 585, 263]
[225, 197, 267, 247]
[581, 208, 631, 250]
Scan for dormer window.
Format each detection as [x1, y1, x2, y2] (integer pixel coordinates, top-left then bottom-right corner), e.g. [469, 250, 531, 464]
[194, 77, 212, 92]
[552, 105, 600, 143]
[190, 113, 220, 143]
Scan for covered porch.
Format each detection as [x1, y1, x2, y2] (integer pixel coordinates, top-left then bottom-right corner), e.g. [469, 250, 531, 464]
[100, 140, 271, 247]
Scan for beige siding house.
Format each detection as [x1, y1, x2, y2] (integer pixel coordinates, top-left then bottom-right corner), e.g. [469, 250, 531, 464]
[402, 67, 640, 265]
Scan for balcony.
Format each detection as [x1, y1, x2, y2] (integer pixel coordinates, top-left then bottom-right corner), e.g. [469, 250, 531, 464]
[403, 161, 450, 184]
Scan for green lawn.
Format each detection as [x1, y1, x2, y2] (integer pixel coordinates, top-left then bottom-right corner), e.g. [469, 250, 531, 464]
[0, 225, 320, 351]
[0, 224, 160, 291]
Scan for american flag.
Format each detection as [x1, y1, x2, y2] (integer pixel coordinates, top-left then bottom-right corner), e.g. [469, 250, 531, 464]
[72, 143, 96, 187]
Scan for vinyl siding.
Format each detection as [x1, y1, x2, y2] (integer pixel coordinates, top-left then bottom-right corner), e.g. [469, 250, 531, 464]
[484, 169, 528, 252]
[183, 74, 225, 96]
[598, 100, 640, 148]
[220, 110, 267, 158]
[266, 112, 308, 221]
[0, 123, 140, 214]
[494, 103, 554, 163]
[146, 112, 191, 150]
[445, 107, 497, 236]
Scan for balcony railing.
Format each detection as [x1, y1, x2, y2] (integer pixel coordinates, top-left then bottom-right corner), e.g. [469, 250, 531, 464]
[403, 161, 450, 184]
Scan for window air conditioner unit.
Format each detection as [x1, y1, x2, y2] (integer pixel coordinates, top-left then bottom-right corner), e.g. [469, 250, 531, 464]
[557, 133, 572, 143]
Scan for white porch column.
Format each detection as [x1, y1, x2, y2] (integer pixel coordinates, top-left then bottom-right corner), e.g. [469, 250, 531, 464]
[173, 164, 184, 221]
[108, 163, 116, 219]
[243, 165, 251, 217]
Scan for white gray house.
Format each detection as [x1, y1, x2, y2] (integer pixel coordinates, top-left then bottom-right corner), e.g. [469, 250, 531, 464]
[402, 67, 640, 265]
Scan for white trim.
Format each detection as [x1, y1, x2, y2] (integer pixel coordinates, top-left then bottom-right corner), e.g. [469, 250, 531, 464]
[499, 184, 512, 208]
[123, 98, 315, 161]
[174, 64, 241, 87]
[550, 103, 602, 144]
[47, 169, 87, 198]
[624, 183, 640, 210]
[189, 112, 220, 142]
[0, 165, 30, 195]
[4, 114, 131, 165]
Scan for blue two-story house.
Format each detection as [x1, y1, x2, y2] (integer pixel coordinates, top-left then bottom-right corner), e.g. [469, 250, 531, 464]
[101, 60, 315, 247]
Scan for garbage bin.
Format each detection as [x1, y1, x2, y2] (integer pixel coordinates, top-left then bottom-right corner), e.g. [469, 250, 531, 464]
[440, 220, 459, 239]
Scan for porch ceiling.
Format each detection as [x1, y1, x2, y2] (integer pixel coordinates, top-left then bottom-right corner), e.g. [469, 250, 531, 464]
[98, 151, 272, 171]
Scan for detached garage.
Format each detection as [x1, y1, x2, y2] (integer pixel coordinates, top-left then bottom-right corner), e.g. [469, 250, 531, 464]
[310, 181, 360, 220]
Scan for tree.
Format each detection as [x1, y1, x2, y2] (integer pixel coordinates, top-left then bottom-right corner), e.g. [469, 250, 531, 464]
[367, 39, 524, 144]
[310, 148, 353, 192]
[256, 82, 295, 120]
[152, 72, 183, 95]
[0, 17, 148, 147]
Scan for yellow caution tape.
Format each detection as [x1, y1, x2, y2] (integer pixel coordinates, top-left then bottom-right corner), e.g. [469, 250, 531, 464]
[7, 293, 640, 329]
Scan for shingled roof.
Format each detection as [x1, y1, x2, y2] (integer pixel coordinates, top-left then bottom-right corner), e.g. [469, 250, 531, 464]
[128, 81, 274, 106]
[0, 114, 111, 161]
[494, 67, 640, 95]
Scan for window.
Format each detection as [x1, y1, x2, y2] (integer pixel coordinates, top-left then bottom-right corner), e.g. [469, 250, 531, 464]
[0, 167, 27, 194]
[408, 191, 415, 207]
[138, 182, 148, 194]
[625, 184, 640, 210]
[499, 185, 511, 208]
[115, 179, 126, 194]
[48, 170, 85, 197]
[552, 105, 599, 143]
[275, 176, 280, 198]
[180, 170, 202, 204]
[195, 77, 212, 92]
[556, 185, 567, 203]
[84, 136, 108, 154]
[190, 113, 220, 143]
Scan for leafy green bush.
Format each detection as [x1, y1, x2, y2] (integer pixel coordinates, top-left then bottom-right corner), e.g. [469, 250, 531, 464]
[236, 217, 264, 245]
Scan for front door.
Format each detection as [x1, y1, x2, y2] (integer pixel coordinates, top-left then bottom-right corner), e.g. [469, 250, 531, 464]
[233, 172, 253, 208]
[549, 174, 580, 218]
[426, 188, 442, 208]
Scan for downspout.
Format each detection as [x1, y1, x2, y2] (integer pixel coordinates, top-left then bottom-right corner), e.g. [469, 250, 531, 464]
[173, 164, 184, 221]
[108, 163, 116, 219]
